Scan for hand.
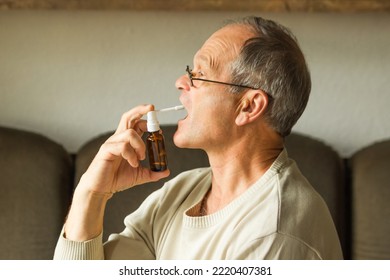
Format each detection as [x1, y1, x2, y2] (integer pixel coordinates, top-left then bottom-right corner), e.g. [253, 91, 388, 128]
[78, 104, 170, 196]
[63, 104, 171, 242]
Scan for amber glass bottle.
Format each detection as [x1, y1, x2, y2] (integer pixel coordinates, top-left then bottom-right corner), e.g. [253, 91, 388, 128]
[146, 111, 167, 172]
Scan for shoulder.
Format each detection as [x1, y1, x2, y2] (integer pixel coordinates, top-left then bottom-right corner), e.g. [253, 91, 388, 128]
[275, 149, 327, 212]
[272, 151, 343, 259]
[239, 232, 322, 260]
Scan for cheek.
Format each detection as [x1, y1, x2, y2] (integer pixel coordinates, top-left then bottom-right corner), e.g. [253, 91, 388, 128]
[209, 95, 239, 123]
[175, 92, 238, 141]
[197, 101, 236, 137]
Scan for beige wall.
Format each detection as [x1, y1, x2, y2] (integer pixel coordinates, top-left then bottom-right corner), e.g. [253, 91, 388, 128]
[1, 11, 389, 156]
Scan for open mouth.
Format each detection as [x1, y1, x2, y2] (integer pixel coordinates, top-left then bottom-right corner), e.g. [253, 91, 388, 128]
[179, 108, 188, 122]
[182, 106, 188, 118]
[176, 105, 188, 125]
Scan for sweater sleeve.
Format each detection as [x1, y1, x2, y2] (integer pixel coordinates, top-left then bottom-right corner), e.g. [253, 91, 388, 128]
[102, 188, 165, 260]
[53, 169, 209, 260]
[53, 228, 104, 260]
[53, 187, 162, 260]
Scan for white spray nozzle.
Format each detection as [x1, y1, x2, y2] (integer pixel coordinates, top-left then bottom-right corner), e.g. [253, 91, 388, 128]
[157, 105, 184, 113]
[146, 111, 160, 132]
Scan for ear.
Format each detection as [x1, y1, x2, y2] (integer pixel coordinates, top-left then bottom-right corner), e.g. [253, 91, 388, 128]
[235, 90, 269, 126]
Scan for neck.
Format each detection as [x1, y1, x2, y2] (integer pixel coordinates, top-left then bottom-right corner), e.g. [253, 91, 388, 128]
[202, 128, 283, 215]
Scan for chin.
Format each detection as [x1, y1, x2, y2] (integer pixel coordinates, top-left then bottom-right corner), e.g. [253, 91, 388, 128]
[173, 128, 199, 150]
[173, 129, 188, 149]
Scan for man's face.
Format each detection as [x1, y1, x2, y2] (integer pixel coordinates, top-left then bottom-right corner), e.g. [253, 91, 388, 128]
[173, 25, 254, 152]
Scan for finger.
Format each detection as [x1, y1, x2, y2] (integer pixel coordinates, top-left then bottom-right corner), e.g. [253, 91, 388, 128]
[120, 142, 141, 168]
[132, 119, 148, 136]
[106, 129, 146, 162]
[99, 140, 141, 169]
[116, 104, 154, 134]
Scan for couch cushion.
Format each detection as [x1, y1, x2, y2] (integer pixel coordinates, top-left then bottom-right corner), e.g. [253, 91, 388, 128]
[0, 126, 73, 259]
[350, 139, 390, 259]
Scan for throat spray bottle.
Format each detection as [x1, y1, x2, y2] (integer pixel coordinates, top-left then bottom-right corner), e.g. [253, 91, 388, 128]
[146, 111, 167, 172]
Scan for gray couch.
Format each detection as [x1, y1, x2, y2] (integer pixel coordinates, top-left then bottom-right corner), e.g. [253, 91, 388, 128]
[1, 125, 389, 260]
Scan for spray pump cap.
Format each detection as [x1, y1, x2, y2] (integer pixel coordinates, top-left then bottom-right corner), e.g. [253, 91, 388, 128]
[147, 111, 160, 132]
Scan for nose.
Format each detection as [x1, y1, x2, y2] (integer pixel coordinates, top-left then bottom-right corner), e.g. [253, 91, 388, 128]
[175, 73, 191, 91]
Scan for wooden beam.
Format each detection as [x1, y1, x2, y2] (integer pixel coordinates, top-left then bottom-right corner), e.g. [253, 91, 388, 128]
[1, 0, 389, 12]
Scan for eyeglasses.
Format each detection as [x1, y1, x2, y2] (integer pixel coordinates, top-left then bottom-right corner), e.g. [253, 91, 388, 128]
[186, 65, 259, 90]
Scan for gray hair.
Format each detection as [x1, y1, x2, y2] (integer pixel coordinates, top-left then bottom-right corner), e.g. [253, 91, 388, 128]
[227, 16, 311, 137]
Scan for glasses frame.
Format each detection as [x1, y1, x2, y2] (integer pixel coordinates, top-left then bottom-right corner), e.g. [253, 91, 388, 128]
[186, 65, 260, 91]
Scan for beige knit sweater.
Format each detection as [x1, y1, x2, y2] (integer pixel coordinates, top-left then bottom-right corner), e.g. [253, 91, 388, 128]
[54, 149, 343, 260]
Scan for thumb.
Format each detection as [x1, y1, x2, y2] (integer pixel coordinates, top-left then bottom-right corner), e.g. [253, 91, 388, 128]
[148, 169, 171, 182]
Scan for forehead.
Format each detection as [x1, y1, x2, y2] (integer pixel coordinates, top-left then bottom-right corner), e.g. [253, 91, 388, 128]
[194, 24, 254, 70]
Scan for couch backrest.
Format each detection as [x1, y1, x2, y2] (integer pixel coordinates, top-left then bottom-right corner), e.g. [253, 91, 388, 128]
[350, 140, 390, 259]
[75, 125, 348, 258]
[0, 127, 73, 260]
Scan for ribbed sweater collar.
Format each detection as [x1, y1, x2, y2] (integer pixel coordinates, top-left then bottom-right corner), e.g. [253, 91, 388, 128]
[183, 149, 288, 229]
